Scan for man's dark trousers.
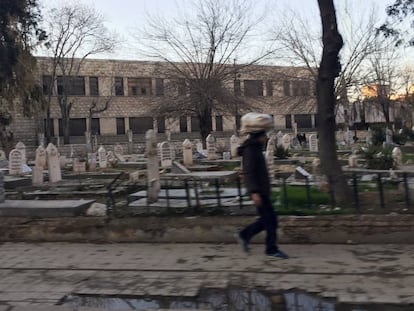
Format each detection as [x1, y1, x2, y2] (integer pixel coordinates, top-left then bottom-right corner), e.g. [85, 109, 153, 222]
[239, 195, 278, 254]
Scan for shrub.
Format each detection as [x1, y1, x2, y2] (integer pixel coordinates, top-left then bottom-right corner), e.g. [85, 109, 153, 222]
[370, 125, 385, 146]
[275, 145, 289, 159]
[360, 145, 394, 169]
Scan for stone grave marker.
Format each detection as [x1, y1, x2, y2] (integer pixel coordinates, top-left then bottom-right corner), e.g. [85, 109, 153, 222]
[196, 140, 203, 153]
[8, 149, 23, 175]
[15, 141, 26, 164]
[160, 141, 172, 168]
[46, 143, 62, 183]
[32, 166, 44, 186]
[206, 134, 216, 160]
[392, 147, 402, 168]
[35, 145, 47, 169]
[265, 135, 275, 179]
[0, 150, 6, 161]
[98, 145, 107, 168]
[73, 158, 86, 173]
[276, 131, 284, 146]
[309, 134, 318, 152]
[281, 134, 291, 150]
[230, 135, 240, 158]
[346, 129, 353, 144]
[312, 158, 321, 175]
[348, 155, 358, 168]
[366, 128, 372, 145]
[0, 172, 4, 203]
[114, 144, 126, 161]
[87, 153, 97, 171]
[183, 139, 193, 166]
[59, 155, 67, 169]
[146, 129, 160, 203]
[386, 128, 393, 145]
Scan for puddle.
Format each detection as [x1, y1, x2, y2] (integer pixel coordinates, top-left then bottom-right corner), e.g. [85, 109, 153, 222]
[60, 288, 412, 311]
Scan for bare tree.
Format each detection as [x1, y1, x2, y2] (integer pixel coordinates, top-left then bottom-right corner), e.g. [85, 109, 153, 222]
[136, 0, 270, 145]
[271, 4, 381, 124]
[43, 2, 116, 144]
[317, 0, 350, 204]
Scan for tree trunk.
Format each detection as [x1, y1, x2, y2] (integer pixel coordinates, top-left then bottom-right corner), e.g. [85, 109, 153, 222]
[317, 0, 350, 204]
[59, 97, 71, 144]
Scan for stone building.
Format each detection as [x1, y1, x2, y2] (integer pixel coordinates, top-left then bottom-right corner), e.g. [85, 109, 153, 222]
[9, 57, 317, 146]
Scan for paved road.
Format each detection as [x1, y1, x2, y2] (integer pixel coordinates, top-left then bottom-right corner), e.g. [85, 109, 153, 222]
[0, 242, 413, 308]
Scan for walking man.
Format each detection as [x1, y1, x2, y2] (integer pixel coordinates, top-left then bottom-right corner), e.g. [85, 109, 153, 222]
[237, 113, 288, 259]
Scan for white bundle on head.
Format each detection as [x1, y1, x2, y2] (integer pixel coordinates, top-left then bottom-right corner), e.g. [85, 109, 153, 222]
[240, 112, 274, 135]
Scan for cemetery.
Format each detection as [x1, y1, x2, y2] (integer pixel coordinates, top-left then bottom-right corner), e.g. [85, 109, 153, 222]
[1, 123, 414, 220]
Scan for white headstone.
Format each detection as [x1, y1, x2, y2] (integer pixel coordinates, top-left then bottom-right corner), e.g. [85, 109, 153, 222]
[35, 145, 47, 169]
[366, 128, 372, 145]
[8, 149, 23, 175]
[348, 155, 358, 168]
[265, 135, 275, 179]
[0, 150, 6, 161]
[230, 135, 240, 158]
[196, 140, 203, 153]
[98, 145, 107, 168]
[281, 134, 291, 150]
[114, 144, 125, 161]
[206, 134, 216, 160]
[87, 153, 97, 171]
[15, 141, 26, 164]
[386, 128, 393, 145]
[160, 141, 172, 168]
[392, 147, 402, 168]
[32, 166, 44, 186]
[183, 139, 193, 167]
[347, 129, 353, 144]
[276, 131, 284, 146]
[309, 134, 318, 152]
[46, 143, 61, 183]
[146, 129, 160, 203]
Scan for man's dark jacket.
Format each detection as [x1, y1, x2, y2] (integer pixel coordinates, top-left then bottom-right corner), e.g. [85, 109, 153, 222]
[238, 137, 270, 197]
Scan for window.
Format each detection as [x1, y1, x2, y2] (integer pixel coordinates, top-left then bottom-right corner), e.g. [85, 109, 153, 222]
[129, 117, 153, 134]
[244, 80, 263, 97]
[180, 116, 188, 132]
[283, 80, 291, 96]
[294, 114, 312, 128]
[285, 115, 292, 129]
[59, 118, 86, 136]
[266, 80, 273, 96]
[128, 78, 152, 96]
[57, 76, 85, 96]
[234, 80, 241, 96]
[191, 116, 200, 132]
[292, 80, 311, 96]
[116, 118, 125, 135]
[43, 118, 54, 136]
[115, 77, 124, 96]
[91, 118, 100, 135]
[215, 116, 223, 132]
[177, 79, 186, 95]
[42, 75, 53, 95]
[155, 78, 164, 96]
[89, 77, 99, 96]
[157, 116, 165, 133]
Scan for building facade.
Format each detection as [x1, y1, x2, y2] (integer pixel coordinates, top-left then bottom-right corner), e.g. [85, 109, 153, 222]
[9, 57, 318, 146]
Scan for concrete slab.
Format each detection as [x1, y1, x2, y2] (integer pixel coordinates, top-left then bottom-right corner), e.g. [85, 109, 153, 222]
[165, 171, 237, 180]
[0, 200, 95, 217]
[4, 176, 31, 189]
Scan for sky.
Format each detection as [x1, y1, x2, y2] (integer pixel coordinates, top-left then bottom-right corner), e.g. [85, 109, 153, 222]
[37, 0, 407, 63]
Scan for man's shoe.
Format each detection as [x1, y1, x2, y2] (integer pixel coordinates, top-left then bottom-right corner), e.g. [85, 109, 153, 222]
[266, 250, 289, 259]
[236, 233, 249, 253]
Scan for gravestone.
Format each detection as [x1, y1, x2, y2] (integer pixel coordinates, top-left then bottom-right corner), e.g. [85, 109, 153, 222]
[230, 135, 240, 158]
[98, 145, 107, 168]
[114, 144, 126, 161]
[281, 134, 291, 150]
[127, 130, 133, 154]
[8, 149, 23, 175]
[0, 150, 6, 160]
[346, 129, 353, 144]
[309, 134, 318, 152]
[336, 130, 344, 144]
[312, 158, 321, 175]
[0, 172, 4, 203]
[265, 135, 275, 179]
[183, 139, 193, 166]
[32, 166, 44, 186]
[386, 128, 393, 145]
[196, 140, 203, 153]
[160, 141, 172, 168]
[73, 158, 86, 173]
[70, 144, 75, 158]
[392, 147, 402, 168]
[35, 145, 47, 169]
[348, 155, 358, 168]
[276, 131, 284, 146]
[59, 156, 67, 169]
[46, 143, 62, 183]
[15, 141, 26, 164]
[366, 128, 373, 145]
[206, 134, 216, 160]
[107, 151, 117, 167]
[87, 153, 97, 171]
[146, 129, 160, 203]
